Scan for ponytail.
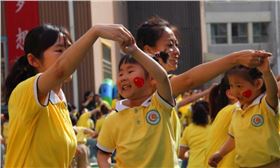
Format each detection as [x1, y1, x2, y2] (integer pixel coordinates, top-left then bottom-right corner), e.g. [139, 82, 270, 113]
[208, 76, 230, 122]
[5, 55, 37, 100]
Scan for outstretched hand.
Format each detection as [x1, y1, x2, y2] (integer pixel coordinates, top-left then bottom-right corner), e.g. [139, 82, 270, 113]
[235, 50, 271, 68]
[95, 24, 134, 47]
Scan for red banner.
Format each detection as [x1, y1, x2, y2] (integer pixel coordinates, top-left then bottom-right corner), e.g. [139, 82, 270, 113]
[4, 1, 39, 69]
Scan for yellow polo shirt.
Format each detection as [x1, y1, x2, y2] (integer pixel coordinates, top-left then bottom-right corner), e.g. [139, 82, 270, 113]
[95, 115, 106, 133]
[229, 94, 280, 167]
[180, 123, 210, 168]
[171, 106, 182, 153]
[204, 104, 237, 168]
[169, 74, 182, 151]
[75, 126, 88, 144]
[178, 103, 192, 127]
[77, 111, 94, 129]
[5, 74, 77, 167]
[2, 122, 9, 142]
[97, 92, 179, 167]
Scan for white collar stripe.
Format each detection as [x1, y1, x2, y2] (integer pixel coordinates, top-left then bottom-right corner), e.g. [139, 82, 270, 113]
[96, 143, 114, 153]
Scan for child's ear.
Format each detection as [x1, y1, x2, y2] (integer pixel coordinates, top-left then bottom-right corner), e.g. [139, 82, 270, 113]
[255, 78, 264, 90]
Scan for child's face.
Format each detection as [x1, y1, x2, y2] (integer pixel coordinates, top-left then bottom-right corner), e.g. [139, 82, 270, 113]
[228, 74, 259, 105]
[117, 63, 153, 99]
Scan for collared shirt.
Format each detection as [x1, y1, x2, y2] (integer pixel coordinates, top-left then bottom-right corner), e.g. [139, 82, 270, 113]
[5, 74, 77, 168]
[180, 123, 210, 168]
[97, 92, 179, 168]
[229, 94, 280, 167]
[205, 104, 238, 168]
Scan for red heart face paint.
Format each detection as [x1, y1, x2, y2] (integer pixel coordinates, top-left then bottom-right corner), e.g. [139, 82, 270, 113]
[133, 77, 144, 88]
[242, 89, 252, 98]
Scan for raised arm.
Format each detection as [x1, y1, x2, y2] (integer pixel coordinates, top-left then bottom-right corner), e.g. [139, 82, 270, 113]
[38, 25, 133, 102]
[257, 57, 278, 111]
[123, 44, 174, 106]
[177, 86, 214, 108]
[171, 50, 271, 97]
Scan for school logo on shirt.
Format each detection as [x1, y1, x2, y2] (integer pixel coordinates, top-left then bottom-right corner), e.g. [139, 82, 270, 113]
[251, 114, 264, 127]
[146, 110, 161, 125]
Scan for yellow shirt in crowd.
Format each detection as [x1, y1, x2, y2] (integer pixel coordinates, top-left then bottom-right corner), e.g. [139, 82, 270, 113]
[2, 122, 9, 143]
[97, 92, 179, 167]
[204, 104, 238, 168]
[77, 111, 94, 129]
[75, 126, 89, 144]
[180, 123, 210, 168]
[229, 94, 280, 167]
[178, 103, 192, 127]
[95, 115, 106, 133]
[5, 75, 77, 167]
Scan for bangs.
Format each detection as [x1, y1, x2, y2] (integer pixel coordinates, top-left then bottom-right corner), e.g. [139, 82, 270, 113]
[226, 65, 262, 82]
[118, 55, 139, 71]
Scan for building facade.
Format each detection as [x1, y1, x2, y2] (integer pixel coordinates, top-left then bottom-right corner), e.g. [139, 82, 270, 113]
[202, 1, 280, 74]
[1, 1, 128, 109]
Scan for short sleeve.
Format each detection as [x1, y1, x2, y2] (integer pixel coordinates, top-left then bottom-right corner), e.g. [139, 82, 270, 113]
[228, 121, 234, 138]
[180, 126, 190, 147]
[153, 92, 174, 113]
[96, 115, 116, 153]
[8, 74, 48, 121]
[261, 95, 278, 115]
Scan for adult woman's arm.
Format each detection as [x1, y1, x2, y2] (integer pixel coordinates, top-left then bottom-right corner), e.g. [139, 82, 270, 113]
[171, 50, 271, 97]
[38, 25, 133, 102]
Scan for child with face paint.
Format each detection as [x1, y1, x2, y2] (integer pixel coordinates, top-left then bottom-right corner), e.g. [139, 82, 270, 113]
[137, 16, 272, 157]
[205, 76, 238, 168]
[209, 57, 280, 168]
[96, 43, 179, 167]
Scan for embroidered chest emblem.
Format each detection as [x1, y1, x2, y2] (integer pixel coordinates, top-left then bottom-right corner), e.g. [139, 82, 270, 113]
[251, 114, 264, 127]
[146, 110, 161, 125]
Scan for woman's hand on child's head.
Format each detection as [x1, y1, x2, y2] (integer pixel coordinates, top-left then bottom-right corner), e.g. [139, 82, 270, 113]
[208, 151, 223, 167]
[235, 49, 271, 68]
[95, 24, 134, 46]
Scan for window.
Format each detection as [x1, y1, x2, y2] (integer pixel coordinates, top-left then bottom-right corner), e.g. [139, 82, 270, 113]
[210, 23, 227, 44]
[253, 22, 269, 43]
[232, 23, 248, 43]
[102, 43, 112, 79]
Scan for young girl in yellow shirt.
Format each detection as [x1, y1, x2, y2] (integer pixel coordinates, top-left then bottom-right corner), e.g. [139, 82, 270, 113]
[209, 56, 280, 167]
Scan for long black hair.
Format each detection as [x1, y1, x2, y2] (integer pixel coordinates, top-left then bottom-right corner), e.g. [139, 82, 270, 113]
[5, 24, 69, 100]
[208, 76, 230, 122]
